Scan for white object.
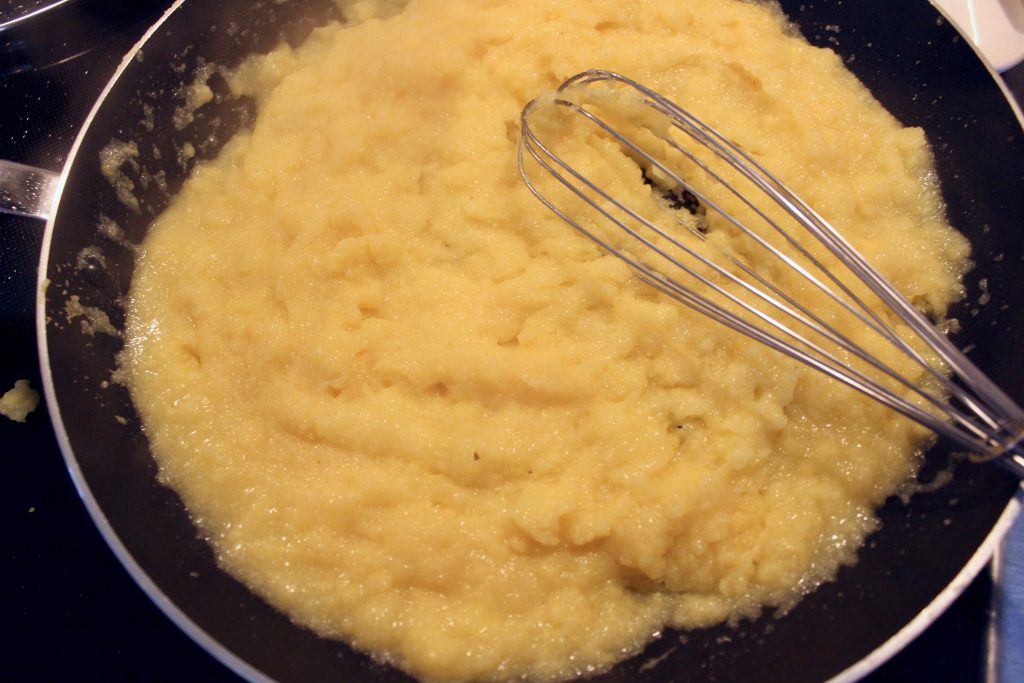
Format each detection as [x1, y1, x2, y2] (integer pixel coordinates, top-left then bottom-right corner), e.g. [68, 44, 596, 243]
[932, 0, 1024, 72]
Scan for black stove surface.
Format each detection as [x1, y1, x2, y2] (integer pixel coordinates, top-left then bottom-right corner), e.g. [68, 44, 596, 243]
[0, 2, 1017, 681]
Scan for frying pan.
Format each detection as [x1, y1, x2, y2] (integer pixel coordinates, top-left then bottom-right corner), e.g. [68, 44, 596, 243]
[21, 0, 1024, 680]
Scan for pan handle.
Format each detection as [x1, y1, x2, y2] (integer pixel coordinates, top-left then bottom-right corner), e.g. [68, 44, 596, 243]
[0, 160, 58, 221]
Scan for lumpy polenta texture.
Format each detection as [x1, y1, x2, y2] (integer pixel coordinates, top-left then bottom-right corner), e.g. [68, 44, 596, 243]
[123, 1, 969, 681]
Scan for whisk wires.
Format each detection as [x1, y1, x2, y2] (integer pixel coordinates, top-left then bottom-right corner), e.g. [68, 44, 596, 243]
[519, 69, 1024, 478]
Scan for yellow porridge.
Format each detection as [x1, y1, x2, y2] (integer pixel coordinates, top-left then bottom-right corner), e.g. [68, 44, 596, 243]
[122, 1, 969, 680]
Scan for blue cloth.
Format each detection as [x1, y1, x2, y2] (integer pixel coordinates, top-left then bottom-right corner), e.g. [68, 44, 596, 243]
[996, 491, 1024, 683]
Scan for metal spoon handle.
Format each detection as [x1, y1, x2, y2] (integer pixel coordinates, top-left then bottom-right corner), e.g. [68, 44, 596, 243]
[0, 160, 58, 221]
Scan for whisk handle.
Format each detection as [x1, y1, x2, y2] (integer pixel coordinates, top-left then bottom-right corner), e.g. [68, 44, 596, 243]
[994, 441, 1024, 479]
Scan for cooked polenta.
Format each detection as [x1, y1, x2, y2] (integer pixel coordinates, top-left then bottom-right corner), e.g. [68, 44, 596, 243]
[123, 1, 968, 681]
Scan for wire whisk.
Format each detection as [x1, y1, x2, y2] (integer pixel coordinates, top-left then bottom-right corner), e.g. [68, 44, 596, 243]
[518, 69, 1024, 478]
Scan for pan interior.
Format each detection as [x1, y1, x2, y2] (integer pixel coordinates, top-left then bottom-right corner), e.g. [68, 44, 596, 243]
[39, 1, 1024, 682]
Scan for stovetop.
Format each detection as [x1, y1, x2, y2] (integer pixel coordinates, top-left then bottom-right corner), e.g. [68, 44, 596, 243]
[0, 2, 1020, 681]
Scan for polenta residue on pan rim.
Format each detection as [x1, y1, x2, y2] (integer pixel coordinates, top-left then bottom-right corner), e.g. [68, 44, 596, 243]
[122, 0, 970, 681]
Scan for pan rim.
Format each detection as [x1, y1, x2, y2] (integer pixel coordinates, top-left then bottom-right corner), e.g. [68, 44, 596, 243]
[926, 0, 1024, 122]
[31, 0, 1024, 681]
[829, 491, 1022, 683]
[33, 1, 274, 681]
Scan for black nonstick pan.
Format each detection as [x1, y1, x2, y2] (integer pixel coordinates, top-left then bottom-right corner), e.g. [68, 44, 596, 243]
[28, 0, 1024, 681]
